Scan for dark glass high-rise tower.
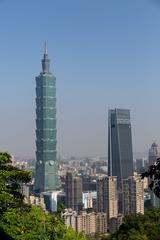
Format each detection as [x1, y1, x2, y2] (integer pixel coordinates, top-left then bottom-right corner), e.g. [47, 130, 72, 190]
[34, 45, 60, 192]
[108, 109, 133, 189]
[65, 172, 82, 211]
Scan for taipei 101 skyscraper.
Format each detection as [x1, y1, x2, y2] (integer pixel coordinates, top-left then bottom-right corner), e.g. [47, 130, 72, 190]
[34, 44, 60, 193]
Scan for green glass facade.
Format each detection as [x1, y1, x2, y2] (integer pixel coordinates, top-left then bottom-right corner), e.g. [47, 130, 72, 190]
[34, 48, 60, 192]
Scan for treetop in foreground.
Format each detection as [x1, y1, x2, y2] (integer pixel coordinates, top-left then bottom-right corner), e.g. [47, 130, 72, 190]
[141, 158, 160, 198]
[0, 152, 89, 239]
[0, 152, 31, 213]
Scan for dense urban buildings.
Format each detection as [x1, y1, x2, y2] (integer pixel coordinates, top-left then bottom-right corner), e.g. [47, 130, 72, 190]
[34, 46, 60, 192]
[62, 209, 108, 235]
[122, 174, 144, 215]
[27, 51, 148, 234]
[108, 108, 134, 189]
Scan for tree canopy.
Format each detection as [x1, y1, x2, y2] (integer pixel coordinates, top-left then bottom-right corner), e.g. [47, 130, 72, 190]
[141, 158, 160, 198]
[110, 208, 160, 240]
[0, 152, 31, 214]
[0, 152, 89, 240]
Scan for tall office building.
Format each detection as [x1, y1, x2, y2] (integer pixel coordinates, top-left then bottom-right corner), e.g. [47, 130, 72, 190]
[108, 109, 134, 189]
[97, 177, 118, 220]
[65, 172, 82, 211]
[148, 142, 160, 166]
[123, 174, 144, 215]
[34, 45, 60, 192]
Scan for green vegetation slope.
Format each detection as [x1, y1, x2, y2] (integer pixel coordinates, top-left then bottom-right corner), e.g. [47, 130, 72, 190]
[0, 152, 88, 240]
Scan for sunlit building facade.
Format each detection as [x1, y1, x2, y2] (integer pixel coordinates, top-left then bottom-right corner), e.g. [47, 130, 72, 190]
[123, 174, 144, 215]
[97, 176, 118, 220]
[34, 46, 60, 192]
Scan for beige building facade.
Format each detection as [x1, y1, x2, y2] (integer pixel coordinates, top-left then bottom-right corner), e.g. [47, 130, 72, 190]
[123, 174, 144, 215]
[62, 209, 108, 235]
[97, 176, 118, 220]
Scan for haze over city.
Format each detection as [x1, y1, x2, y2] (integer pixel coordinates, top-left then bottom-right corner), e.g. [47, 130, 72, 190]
[0, 0, 160, 158]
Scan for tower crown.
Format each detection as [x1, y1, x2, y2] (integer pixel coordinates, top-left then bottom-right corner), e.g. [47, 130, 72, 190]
[42, 42, 50, 73]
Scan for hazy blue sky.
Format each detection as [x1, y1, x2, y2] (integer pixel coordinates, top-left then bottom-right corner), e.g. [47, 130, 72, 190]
[0, 0, 160, 158]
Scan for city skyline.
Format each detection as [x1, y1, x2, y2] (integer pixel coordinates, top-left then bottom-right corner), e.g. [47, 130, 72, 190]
[1, 1, 160, 158]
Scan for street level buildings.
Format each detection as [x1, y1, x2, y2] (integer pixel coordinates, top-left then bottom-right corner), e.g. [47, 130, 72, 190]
[108, 109, 134, 189]
[34, 46, 60, 192]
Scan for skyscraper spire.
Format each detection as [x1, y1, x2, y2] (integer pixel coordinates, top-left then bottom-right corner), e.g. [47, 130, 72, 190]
[44, 41, 47, 55]
[42, 41, 50, 73]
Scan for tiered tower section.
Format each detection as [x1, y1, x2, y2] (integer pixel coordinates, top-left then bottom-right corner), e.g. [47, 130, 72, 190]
[34, 45, 60, 192]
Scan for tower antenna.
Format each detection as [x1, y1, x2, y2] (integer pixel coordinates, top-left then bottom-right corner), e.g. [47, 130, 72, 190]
[44, 41, 47, 55]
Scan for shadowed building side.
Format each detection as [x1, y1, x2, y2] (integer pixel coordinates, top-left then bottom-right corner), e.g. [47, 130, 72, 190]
[108, 109, 134, 190]
[65, 172, 82, 212]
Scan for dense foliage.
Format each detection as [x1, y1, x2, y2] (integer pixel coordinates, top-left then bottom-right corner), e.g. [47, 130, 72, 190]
[0, 206, 88, 240]
[141, 157, 160, 198]
[109, 208, 160, 240]
[0, 152, 31, 214]
[0, 152, 88, 240]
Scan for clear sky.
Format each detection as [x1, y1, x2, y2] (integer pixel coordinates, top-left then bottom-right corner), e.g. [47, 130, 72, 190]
[0, 0, 160, 158]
